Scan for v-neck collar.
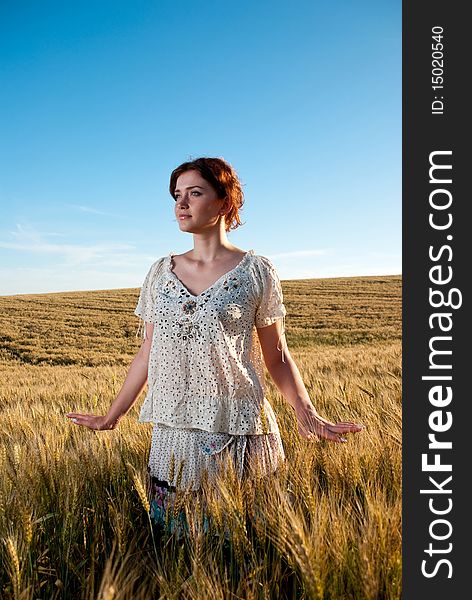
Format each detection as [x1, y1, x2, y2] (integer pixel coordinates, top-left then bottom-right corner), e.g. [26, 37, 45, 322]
[167, 250, 254, 298]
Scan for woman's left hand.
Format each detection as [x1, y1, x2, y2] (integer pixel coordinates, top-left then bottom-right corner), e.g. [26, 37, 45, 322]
[294, 402, 364, 443]
[65, 413, 119, 430]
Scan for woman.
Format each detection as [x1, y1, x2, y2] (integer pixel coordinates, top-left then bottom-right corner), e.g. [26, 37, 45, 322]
[66, 156, 363, 535]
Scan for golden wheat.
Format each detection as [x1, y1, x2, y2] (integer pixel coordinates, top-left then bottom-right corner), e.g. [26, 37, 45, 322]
[0, 275, 401, 599]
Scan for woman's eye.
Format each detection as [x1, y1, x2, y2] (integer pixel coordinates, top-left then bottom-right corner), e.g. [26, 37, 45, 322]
[173, 191, 200, 201]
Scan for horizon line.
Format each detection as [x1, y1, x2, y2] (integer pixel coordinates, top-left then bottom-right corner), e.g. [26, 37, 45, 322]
[1, 272, 402, 297]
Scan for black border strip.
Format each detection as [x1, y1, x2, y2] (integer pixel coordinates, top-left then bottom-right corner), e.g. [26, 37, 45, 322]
[403, 2, 467, 596]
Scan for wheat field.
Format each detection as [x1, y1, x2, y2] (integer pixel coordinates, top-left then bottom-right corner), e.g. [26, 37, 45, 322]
[0, 274, 402, 599]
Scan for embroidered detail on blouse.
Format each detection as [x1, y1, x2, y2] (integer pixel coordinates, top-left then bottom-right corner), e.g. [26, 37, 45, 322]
[222, 276, 240, 291]
[163, 279, 178, 294]
[182, 299, 197, 315]
[174, 318, 202, 340]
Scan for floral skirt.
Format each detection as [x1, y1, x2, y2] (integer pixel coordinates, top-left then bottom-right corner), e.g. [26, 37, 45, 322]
[146, 422, 285, 537]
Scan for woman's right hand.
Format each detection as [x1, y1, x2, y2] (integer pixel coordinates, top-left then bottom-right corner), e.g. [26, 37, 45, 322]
[294, 402, 364, 443]
[65, 339, 150, 432]
[65, 412, 120, 431]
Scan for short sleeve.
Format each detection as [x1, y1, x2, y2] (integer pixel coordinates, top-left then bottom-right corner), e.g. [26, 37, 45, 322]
[254, 256, 287, 328]
[134, 257, 166, 326]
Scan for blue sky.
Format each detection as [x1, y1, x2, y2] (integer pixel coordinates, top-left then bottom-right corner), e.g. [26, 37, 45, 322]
[0, 0, 401, 295]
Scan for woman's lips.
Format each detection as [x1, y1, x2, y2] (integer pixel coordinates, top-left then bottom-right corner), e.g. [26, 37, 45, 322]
[179, 215, 191, 220]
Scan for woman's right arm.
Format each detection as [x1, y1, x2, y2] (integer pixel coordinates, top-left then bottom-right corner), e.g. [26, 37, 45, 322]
[66, 323, 154, 430]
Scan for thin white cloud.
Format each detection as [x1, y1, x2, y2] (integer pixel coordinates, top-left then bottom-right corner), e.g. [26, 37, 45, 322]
[267, 249, 329, 260]
[266, 248, 401, 280]
[283, 266, 401, 279]
[9, 224, 67, 240]
[369, 251, 402, 259]
[0, 240, 135, 266]
[277, 260, 401, 280]
[69, 204, 122, 218]
[9, 224, 41, 242]
[0, 224, 148, 268]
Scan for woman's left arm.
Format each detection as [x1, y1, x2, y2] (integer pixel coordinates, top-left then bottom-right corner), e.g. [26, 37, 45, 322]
[256, 321, 364, 443]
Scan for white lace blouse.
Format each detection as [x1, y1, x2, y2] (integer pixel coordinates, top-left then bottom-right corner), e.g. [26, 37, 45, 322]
[134, 250, 287, 435]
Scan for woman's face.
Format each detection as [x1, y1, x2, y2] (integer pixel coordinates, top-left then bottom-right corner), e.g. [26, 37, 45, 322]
[173, 170, 227, 233]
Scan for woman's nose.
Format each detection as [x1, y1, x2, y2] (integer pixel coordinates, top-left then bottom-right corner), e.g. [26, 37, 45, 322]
[175, 198, 188, 210]
[176, 194, 189, 208]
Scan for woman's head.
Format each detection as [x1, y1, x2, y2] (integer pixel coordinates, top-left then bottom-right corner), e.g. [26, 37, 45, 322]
[169, 157, 244, 232]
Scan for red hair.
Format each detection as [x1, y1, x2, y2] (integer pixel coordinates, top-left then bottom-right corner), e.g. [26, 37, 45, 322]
[169, 157, 244, 232]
